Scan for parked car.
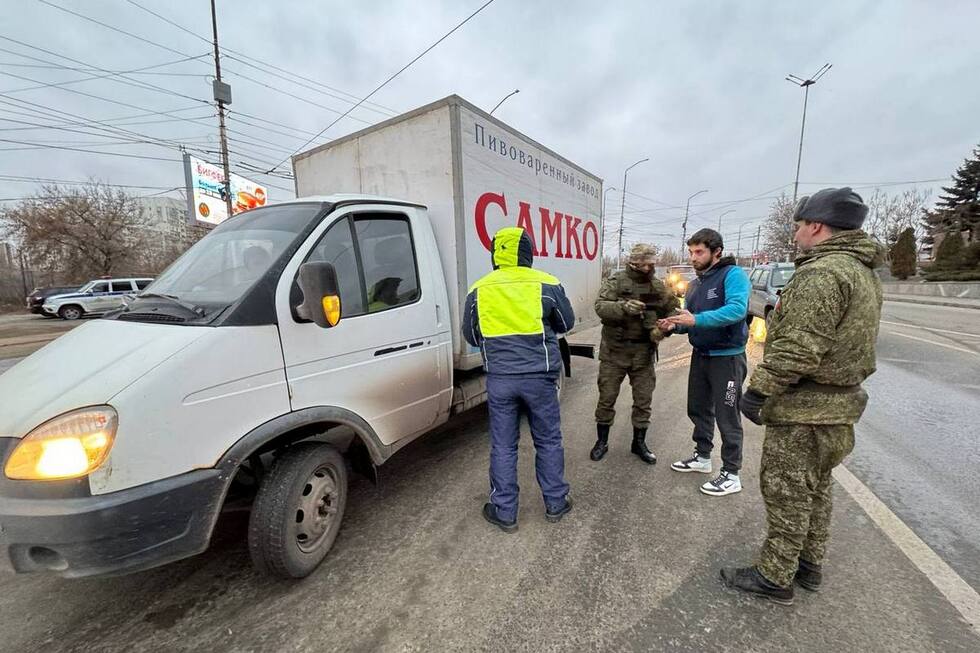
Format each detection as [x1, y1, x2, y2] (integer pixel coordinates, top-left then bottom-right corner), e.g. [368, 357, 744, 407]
[42, 277, 154, 320]
[665, 264, 697, 297]
[747, 262, 795, 325]
[26, 285, 81, 315]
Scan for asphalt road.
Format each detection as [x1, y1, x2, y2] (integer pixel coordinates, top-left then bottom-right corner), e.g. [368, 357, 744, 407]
[848, 301, 980, 593]
[0, 319, 978, 652]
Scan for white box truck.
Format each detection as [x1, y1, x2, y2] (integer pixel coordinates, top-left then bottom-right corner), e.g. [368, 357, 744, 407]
[0, 95, 602, 579]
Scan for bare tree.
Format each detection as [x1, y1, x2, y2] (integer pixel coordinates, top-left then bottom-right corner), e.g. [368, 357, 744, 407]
[762, 194, 797, 262]
[1, 181, 151, 280]
[864, 188, 931, 250]
[655, 247, 683, 267]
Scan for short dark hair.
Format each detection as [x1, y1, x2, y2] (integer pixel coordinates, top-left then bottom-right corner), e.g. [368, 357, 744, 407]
[687, 228, 723, 252]
[800, 219, 844, 235]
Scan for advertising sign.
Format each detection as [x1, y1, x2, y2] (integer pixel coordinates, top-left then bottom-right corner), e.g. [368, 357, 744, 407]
[183, 154, 268, 226]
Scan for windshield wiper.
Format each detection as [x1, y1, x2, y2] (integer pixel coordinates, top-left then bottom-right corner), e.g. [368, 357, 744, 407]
[137, 292, 206, 317]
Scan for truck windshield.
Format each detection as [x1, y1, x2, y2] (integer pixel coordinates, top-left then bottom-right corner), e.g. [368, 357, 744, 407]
[772, 268, 795, 287]
[140, 203, 323, 313]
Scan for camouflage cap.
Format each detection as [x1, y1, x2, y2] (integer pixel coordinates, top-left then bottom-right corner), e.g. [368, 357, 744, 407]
[628, 243, 657, 263]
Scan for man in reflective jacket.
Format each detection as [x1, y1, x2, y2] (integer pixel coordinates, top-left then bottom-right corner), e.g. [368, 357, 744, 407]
[463, 227, 575, 532]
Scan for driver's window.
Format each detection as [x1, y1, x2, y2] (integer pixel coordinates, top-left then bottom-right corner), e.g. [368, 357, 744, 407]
[90, 282, 109, 294]
[304, 218, 365, 317]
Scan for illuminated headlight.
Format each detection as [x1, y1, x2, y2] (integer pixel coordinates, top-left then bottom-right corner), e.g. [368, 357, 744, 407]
[4, 407, 117, 480]
[678, 281, 687, 291]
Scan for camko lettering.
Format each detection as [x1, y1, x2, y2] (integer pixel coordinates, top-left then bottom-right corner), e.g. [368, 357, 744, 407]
[515, 202, 539, 255]
[474, 191, 597, 261]
[564, 214, 583, 259]
[539, 208, 564, 258]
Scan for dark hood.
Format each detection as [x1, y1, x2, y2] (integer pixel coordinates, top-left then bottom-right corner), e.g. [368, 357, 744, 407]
[795, 230, 885, 269]
[491, 227, 534, 269]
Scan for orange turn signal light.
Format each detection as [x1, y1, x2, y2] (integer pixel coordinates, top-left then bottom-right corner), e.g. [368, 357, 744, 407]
[321, 295, 341, 327]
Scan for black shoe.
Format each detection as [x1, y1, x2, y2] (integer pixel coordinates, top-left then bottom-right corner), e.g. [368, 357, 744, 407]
[795, 558, 822, 592]
[630, 427, 656, 465]
[590, 424, 610, 461]
[482, 503, 517, 533]
[545, 496, 573, 523]
[720, 566, 794, 605]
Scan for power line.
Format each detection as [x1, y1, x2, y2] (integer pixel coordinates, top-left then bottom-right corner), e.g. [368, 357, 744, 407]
[0, 61, 209, 77]
[0, 37, 211, 106]
[122, 0, 398, 117]
[269, 0, 499, 171]
[0, 137, 181, 161]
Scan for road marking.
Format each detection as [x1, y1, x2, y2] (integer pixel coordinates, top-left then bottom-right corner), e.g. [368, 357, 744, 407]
[880, 320, 980, 339]
[886, 331, 980, 356]
[834, 464, 980, 638]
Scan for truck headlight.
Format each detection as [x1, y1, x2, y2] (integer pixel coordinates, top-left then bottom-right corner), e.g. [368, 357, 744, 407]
[4, 407, 117, 480]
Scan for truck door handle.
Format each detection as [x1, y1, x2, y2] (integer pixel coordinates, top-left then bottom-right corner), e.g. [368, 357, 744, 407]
[375, 345, 408, 357]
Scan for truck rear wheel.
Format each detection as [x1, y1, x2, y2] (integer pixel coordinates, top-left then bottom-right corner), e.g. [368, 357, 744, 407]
[248, 442, 348, 579]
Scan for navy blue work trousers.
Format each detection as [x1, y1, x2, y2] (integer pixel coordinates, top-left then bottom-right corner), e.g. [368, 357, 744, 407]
[486, 373, 570, 522]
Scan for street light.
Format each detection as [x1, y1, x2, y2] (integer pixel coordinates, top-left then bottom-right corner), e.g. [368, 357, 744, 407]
[490, 89, 520, 115]
[600, 186, 616, 258]
[786, 64, 831, 201]
[618, 158, 649, 268]
[681, 189, 708, 251]
[717, 209, 735, 232]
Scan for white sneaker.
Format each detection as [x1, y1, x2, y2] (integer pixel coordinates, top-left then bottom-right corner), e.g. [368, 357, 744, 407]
[700, 471, 742, 496]
[670, 452, 712, 474]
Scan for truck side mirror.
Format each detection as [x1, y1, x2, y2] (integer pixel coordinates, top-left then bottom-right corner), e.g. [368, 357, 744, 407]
[295, 261, 341, 328]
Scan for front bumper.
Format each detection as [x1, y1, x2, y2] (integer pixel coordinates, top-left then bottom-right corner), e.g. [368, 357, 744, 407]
[0, 440, 227, 578]
[40, 304, 56, 314]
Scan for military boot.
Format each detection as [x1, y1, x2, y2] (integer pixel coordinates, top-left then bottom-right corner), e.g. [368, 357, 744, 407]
[720, 566, 794, 605]
[795, 558, 823, 592]
[630, 427, 656, 464]
[590, 424, 610, 461]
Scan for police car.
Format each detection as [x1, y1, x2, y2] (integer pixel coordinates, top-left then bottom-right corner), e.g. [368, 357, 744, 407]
[42, 277, 154, 320]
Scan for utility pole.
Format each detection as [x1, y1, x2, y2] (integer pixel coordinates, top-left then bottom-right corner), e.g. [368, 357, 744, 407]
[210, 0, 233, 219]
[786, 63, 831, 202]
[754, 225, 762, 264]
[618, 158, 649, 268]
[681, 189, 708, 251]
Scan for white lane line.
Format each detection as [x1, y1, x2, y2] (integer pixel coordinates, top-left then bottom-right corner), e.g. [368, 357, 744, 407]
[834, 464, 980, 638]
[881, 320, 980, 339]
[886, 331, 980, 356]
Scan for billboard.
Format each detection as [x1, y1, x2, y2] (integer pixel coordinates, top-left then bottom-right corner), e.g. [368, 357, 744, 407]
[182, 154, 268, 226]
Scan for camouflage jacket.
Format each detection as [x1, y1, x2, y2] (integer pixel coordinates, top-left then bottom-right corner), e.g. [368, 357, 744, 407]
[594, 269, 679, 349]
[750, 230, 884, 425]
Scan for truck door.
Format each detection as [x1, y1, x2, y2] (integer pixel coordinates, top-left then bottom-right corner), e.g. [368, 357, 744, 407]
[276, 208, 447, 446]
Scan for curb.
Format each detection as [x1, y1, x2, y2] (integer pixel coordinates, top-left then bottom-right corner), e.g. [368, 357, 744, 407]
[883, 295, 980, 310]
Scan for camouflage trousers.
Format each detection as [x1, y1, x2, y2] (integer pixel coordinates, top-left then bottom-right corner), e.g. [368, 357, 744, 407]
[757, 424, 855, 588]
[594, 346, 656, 428]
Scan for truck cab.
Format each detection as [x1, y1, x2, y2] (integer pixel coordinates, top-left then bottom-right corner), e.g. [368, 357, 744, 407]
[0, 196, 453, 580]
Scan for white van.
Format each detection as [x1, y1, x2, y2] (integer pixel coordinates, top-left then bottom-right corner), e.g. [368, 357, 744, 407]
[0, 97, 602, 579]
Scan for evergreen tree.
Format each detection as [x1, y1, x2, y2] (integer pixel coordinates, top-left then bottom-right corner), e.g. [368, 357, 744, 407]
[933, 229, 965, 271]
[889, 228, 917, 279]
[923, 144, 980, 251]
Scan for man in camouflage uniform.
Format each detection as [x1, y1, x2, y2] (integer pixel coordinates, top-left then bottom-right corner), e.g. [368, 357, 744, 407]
[591, 243, 679, 464]
[721, 188, 884, 606]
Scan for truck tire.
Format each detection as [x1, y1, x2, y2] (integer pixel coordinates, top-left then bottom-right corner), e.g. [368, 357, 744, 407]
[248, 442, 348, 579]
[764, 306, 774, 329]
[58, 305, 83, 320]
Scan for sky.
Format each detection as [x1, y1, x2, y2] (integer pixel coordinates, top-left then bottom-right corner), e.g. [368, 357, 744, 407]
[1, 0, 978, 254]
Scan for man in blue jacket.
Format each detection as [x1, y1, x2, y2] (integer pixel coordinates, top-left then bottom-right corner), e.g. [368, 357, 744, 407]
[660, 228, 750, 497]
[462, 227, 575, 532]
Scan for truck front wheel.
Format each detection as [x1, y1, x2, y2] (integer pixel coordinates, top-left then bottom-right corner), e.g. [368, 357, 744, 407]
[248, 442, 349, 578]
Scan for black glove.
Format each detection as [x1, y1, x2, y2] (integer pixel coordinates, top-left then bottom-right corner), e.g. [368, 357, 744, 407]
[741, 389, 767, 425]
